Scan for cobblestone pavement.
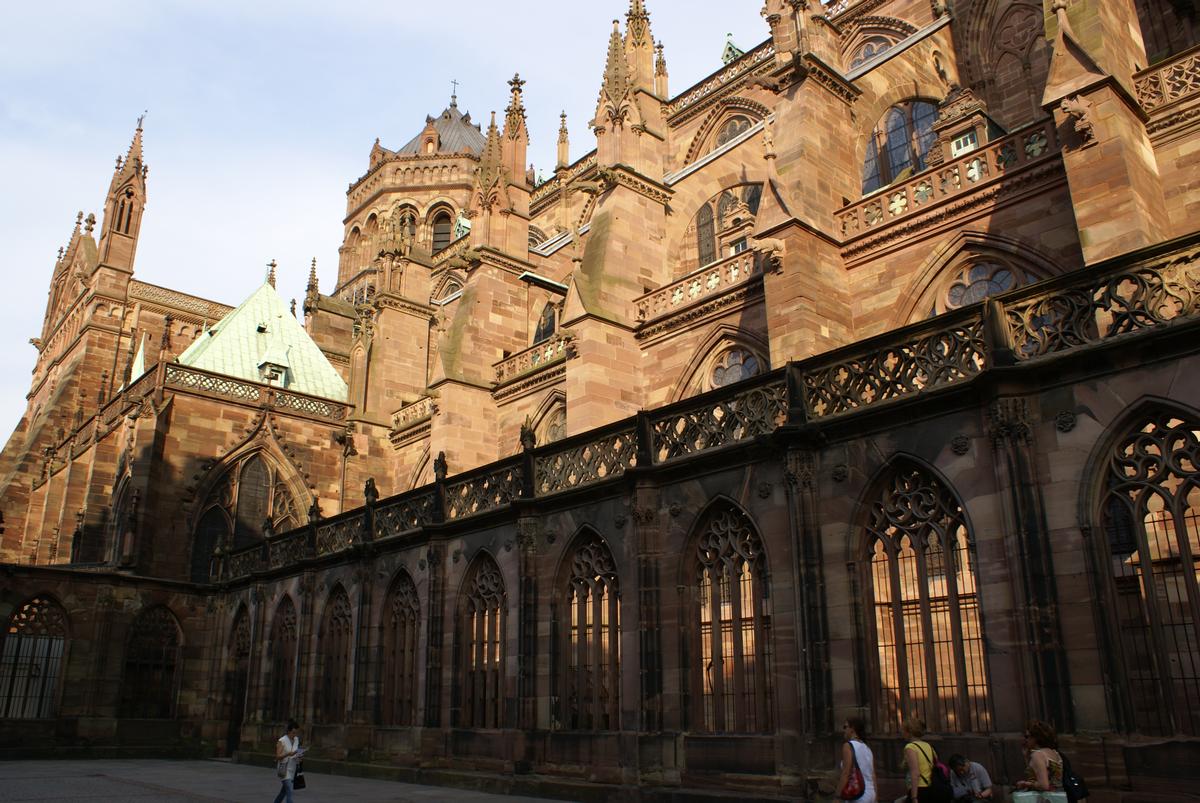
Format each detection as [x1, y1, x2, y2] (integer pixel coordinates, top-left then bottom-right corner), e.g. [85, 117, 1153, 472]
[0, 759, 569, 802]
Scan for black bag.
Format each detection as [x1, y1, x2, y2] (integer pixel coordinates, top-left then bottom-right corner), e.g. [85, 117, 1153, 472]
[915, 742, 953, 803]
[1060, 752, 1088, 803]
[292, 761, 306, 791]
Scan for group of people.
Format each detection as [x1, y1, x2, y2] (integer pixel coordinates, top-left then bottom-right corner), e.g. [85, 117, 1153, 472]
[835, 716, 1083, 802]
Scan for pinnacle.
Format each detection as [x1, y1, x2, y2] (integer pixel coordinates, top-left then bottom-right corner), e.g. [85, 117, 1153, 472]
[307, 257, 319, 291]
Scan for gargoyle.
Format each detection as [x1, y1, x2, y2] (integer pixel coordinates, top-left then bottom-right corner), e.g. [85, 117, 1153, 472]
[1060, 95, 1095, 145]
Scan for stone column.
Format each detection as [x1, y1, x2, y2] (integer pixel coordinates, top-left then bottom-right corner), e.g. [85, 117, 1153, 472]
[987, 397, 1073, 729]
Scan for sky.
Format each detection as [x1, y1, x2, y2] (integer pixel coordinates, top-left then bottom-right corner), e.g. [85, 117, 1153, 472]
[0, 0, 769, 435]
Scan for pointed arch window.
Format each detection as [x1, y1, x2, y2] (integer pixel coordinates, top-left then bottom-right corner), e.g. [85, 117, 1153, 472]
[120, 606, 182, 719]
[195, 454, 301, 555]
[432, 211, 454, 253]
[862, 100, 938, 194]
[865, 464, 991, 733]
[1099, 411, 1200, 735]
[319, 587, 354, 724]
[533, 302, 556, 345]
[267, 597, 298, 722]
[689, 504, 773, 733]
[455, 555, 506, 729]
[715, 115, 752, 147]
[0, 597, 68, 719]
[696, 205, 716, 267]
[556, 534, 620, 730]
[382, 572, 421, 726]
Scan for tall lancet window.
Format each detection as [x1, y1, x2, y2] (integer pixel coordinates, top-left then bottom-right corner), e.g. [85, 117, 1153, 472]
[0, 597, 69, 719]
[557, 533, 620, 730]
[1100, 410, 1200, 735]
[319, 587, 353, 724]
[120, 606, 182, 719]
[267, 597, 298, 722]
[455, 555, 506, 729]
[865, 463, 991, 733]
[689, 503, 773, 733]
[382, 571, 421, 726]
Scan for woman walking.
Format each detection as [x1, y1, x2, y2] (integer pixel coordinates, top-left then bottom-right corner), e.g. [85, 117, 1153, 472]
[835, 716, 876, 802]
[272, 720, 303, 803]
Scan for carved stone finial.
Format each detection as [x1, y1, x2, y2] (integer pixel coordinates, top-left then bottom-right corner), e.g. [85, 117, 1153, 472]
[308, 494, 322, 523]
[84, 213, 96, 234]
[364, 477, 379, 505]
[74, 211, 84, 230]
[434, 451, 448, 481]
[266, 259, 277, 288]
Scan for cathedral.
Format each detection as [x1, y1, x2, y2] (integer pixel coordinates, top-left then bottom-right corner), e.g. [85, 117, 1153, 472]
[1, 0, 1199, 799]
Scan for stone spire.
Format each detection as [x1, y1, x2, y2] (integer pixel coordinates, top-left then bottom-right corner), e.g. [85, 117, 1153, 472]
[556, 111, 570, 170]
[595, 20, 634, 134]
[304, 258, 320, 316]
[655, 40, 669, 98]
[624, 0, 656, 94]
[98, 115, 149, 271]
[504, 73, 527, 139]
[503, 73, 529, 185]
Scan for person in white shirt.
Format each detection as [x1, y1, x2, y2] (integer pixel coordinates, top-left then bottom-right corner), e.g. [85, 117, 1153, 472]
[273, 720, 302, 803]
[835, 716, 877, 803]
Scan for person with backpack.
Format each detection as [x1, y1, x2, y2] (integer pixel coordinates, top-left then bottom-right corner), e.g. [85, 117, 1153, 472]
[901, 718, 953, 803]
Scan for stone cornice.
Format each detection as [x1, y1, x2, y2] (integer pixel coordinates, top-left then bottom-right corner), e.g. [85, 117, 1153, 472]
[607, 164, 673, 205]
[375, 293, 436, 319]
[493, 362, 567, 403]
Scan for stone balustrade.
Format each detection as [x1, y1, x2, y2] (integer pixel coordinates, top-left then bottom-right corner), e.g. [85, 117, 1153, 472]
[494, 332, 575, 384]
[1135, 43, 1200, 111]
[836, 119, 1060, 240]
[635, 251, 762, 323]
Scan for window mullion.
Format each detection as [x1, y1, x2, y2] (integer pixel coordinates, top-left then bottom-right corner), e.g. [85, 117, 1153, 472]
[915, 537, 941, 730]
[888, 540, 910, 723]
[944, 529, 971, 730]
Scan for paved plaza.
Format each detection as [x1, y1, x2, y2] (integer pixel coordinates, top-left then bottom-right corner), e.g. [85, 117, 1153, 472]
[0, 759, 568, 802]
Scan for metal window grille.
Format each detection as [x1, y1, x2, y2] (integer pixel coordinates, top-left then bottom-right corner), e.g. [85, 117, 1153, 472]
[0, 598, 68, 719]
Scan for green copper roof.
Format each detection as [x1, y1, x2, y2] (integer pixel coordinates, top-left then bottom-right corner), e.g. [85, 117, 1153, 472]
[177, 281, 348, 401]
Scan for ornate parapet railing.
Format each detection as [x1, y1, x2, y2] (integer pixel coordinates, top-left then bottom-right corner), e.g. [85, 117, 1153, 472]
[274, 390, 349, 421]
[665, 41, 775, 121]
[217, 235, 1200, 580]
[269, 530, 312, 569]
[163, 365, 349, 421]
[1135, 44, 1200, 112]
[1004, 240, 1200, 360]
[316, 513, 363, 556]
[530, 153, 597, 207]
[836, 120, 1060, 241]
[535, 424, 638, 495]
[375, 490, 437, 537]
[635, 251, 762, 323]
[165, 365, 262, 402]
[444, 463, 521, 520]
[798, 309, 987, 419]
[392, 396, 436, 431]
[494, 333, 575, 384]
[649, 375, 788, 463]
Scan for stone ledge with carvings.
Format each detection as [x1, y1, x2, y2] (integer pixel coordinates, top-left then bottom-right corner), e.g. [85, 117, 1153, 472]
[1135, 43, 1200, 112]
[836, 119, 1060, 241]
[391, 396, 437, 432]
[431, 235, 471, 267]
[129, 280, 233, 322]
[636, 251, 763, 323]
[494, 332, 576, 384]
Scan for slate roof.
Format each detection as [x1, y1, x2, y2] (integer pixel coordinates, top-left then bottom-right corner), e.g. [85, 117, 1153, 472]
[398, 103, 486, 156]
[177, 282, 349, 402]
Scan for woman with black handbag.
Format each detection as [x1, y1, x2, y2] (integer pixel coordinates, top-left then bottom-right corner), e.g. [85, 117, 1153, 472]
[272, 720, 305, 803]
[836, 716, 876, 802]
